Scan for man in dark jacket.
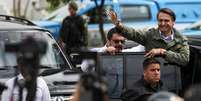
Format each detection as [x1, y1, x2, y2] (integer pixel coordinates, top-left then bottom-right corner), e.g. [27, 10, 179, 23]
[108, 8, 189, 66]
[121, 58, 166, 101]
[58, 1, 88, 55]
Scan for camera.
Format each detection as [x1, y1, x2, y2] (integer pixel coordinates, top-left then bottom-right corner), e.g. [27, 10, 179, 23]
[4, 36, 48, 101]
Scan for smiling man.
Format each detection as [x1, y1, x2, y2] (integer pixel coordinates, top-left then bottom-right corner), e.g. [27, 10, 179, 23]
[108, 8, 189, 66]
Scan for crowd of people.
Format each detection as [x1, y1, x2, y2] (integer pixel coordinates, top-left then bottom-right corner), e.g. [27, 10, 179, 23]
[1, 1, 201, 101]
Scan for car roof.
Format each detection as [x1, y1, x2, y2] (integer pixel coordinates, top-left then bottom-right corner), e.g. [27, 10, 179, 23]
[0, 15, 46, 31]
[0, 21, 45, 30]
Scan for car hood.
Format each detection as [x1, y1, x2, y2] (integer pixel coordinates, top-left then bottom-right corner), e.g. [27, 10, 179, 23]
[42, 69, 80, 95]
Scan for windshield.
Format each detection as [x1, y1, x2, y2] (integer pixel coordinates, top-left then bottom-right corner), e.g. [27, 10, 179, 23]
[0, 30, 69, 78]
[121, 4, 151, 22]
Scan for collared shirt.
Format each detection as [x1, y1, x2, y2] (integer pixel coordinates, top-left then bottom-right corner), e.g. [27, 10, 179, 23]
[159, 30, 174, 42]
[1, 74, 51, 101]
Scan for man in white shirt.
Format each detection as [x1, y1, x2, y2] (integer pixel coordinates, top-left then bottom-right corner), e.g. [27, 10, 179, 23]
[81, 27, 145, 72]
[90, 27, 145, 53]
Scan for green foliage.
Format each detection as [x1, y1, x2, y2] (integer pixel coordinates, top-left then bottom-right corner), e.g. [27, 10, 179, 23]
[46, 0, 70, 11]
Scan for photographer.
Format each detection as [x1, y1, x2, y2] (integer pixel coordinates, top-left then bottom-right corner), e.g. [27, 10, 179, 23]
[1, 37, 50, 101]
[70, 73, 109, 101]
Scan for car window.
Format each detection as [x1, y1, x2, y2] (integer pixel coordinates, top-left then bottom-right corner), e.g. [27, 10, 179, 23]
[120, 5, 151, 22]
[85, 5, 113, 24]
[0, 30, 68, 78]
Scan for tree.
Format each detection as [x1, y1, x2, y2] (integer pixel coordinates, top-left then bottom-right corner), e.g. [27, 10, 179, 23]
[46, 0, 69, 11]
[12, 0, 31, 18]
[94, 0, 106, 44]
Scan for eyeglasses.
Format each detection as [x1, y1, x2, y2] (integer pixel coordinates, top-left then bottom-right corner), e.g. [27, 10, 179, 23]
[113, 40, 125, 44]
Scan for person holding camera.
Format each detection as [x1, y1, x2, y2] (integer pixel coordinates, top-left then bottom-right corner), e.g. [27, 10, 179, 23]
[108, 8, 189, 66]
[1, 37, 50, 101]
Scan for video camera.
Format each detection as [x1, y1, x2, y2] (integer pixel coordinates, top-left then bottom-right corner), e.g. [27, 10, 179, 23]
[4, 36, 48, 101]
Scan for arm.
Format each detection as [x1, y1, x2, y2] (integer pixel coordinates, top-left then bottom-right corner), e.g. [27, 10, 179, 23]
[90, 46, 107, 52]
[90, 46, 117, 54]
[145, 42, 189, 66]
[80, 17, 88, 46]
[108, 10, 147, 45]
[1, 87, 11, 101]
[1, 79, 13, 101]
[39, 78, 51, 101]
[164, 42, 189, 66]
[58, 17, 71, 44]
[58, 18, 69, 51]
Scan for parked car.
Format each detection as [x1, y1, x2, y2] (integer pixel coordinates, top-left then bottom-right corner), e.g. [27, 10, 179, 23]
[0, 15, 80, 101]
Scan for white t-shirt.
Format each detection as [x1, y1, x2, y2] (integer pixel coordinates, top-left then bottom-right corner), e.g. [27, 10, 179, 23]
[1, 74, 51, 101]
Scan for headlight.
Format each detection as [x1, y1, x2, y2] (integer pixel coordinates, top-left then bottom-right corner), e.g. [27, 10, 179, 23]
[51, 96, 73, 101]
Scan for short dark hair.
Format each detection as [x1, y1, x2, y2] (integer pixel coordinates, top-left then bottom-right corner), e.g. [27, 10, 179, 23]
[107, 27, 123, 40]
[143, 58, 161, 70]
[157, 8, 176, 21]
[69, 1, 78, 11]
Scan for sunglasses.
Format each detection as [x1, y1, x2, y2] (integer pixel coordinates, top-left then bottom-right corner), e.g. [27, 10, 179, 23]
[113, 40, 125, 44]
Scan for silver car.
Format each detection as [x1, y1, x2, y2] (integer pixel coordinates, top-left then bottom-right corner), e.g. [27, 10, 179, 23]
[0, 15, 79, 101]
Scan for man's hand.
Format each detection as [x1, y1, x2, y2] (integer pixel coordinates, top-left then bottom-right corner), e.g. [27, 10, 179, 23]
[106, 46, 117, 55]
[144, 48, 166, 58]
[108, 10, 118, 25]
[57, 38, 65, 52]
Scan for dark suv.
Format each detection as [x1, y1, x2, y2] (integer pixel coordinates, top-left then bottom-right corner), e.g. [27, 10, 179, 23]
[0, 15, 79, 101]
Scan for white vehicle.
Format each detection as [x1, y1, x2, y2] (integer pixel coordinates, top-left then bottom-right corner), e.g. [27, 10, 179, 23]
[0, 15, 80, 101]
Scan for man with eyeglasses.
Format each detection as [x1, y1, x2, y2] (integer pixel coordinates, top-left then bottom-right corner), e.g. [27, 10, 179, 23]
[90, 27, 145, 54]
[81, 27, 144, 72]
